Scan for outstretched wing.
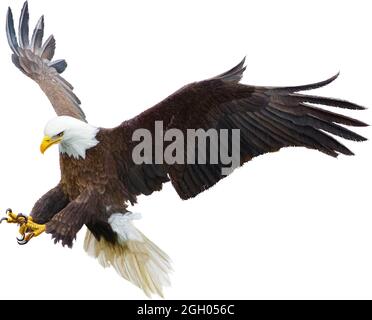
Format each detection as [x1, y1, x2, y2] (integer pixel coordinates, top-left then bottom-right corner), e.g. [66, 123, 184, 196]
[7, 2, 86, 121]
[103, 58, 367, 202]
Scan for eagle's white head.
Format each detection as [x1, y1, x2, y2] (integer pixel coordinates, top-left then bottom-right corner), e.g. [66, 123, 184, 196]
[41, 116, 99, 159]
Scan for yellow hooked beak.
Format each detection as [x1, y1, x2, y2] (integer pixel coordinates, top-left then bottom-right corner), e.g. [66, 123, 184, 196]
[40, 135, 62, 154]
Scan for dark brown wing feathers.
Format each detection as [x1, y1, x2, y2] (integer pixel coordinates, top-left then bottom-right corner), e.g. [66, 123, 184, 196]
[211, 56, 247, 83]
[30, 184, 69, 224]
[46, 189, 105, 248]
[107, 60, 367, 200]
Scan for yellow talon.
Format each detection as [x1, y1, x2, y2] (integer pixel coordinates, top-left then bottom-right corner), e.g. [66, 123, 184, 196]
[0, 209, 22, 224]
[0, 209, 45, 245]
[17, 216, 46, 245]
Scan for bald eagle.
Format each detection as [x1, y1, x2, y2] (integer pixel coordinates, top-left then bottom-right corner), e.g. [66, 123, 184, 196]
[3, 2, 367, 296]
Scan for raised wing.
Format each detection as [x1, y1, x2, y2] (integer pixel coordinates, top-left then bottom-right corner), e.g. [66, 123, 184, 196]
[104, 58, 367, 202]
[7, 2, 86, 121]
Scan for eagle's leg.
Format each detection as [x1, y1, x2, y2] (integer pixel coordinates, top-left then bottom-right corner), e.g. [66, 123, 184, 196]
[0, 209, 45, 245]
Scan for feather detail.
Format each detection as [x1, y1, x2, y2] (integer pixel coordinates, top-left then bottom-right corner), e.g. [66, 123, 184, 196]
[18, 1, 29, 48]
[211, 57, 246, 83]
[31, 15, 44, 54]
[84, 212, 172, 297]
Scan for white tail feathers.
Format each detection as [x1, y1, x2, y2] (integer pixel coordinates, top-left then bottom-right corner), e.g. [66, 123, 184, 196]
[84, 212, 172, 297]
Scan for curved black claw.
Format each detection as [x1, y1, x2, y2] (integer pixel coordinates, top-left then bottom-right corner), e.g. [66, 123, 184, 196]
[0, 217, 8, 224]
[6, 208, 12, 214]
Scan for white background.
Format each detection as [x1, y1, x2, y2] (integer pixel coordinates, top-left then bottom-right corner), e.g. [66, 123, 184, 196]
[0, 0, 370, 299]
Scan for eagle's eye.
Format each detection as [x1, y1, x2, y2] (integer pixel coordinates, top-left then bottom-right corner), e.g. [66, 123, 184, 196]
[55, 131, 64, 138]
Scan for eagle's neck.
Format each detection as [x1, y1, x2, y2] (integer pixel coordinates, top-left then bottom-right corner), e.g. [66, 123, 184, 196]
[59, 125, 100, 159]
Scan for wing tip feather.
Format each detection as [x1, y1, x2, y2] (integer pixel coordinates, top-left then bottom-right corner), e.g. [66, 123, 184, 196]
[19, 1, 30, 48]
[6, 6, 19, 55]
[211, 56, 247, 83]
